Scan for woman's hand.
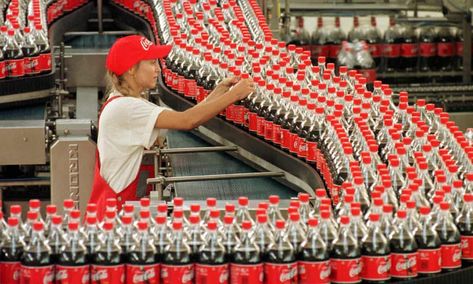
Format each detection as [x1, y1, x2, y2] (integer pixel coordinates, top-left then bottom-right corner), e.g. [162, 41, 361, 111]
[214, 77, 240, 94]
[228, 78, 255, 100]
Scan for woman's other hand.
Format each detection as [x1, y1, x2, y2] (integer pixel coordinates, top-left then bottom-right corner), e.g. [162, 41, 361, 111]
[229, 78, 255, 100]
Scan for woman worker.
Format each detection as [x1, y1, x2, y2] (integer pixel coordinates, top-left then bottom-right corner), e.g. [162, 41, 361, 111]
[88, 35, 255, 219]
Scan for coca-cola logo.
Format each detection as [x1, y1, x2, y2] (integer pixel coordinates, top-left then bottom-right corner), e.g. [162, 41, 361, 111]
[140, 37, 152, 51]
[55, 270, 68, 280]
[299, 143, 307, 152]
[133, 268, 155, 283]
[161, 268, 169, 279]
[453, 248, 462, 262]
[43, 271, 54, 284]
[13, 269, 19, 281]
[82, 272, 90, 284]
[461, 239, 469, 249]
[279, 266, 297, 282]
[349, 262, 361, 278]
[181, 269, 194, 283]
[7, 62, 16, 71]
[320, 265, 331, 280]
[219, 269, 229, 283]
[378, 258, 391, 275]
[396, 256, 416, 272]
[93, 269, 108, 281]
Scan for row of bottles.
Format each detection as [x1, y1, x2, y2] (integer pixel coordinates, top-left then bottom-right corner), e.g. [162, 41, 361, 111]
[0, 0, 51, 79]
[292, 16, 470, 73]
[1, 193, 473, 283]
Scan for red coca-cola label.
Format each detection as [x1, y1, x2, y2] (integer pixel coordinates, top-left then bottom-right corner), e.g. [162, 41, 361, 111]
[417, 248, 441, 274]
[419, 43, 436, 57]
[226, 105, 235, 121]
[298, 138, 308, 158]
[441, 243, 462, 269]
[456, 42, 464, 56]
[0, 61, 6, 79]
[234, 105, 245, 125]
[401, 43, 418, 57]
[281, 129, 291, 149]
[317, 45, 330, 57]
[38, 53, 52, 72]
[329, 44, 342, 58]
[195, 263, 229, 284]
[383, 44, 401, 58]
[6, 58, 25, 77]
[230, 263, 264, 284]
[307, 141, 317, 162]
[330, 258, 361, 283]
[360, 69, 376, 83]
[196, 86, 205, 103]
[264, 120, 274, 141]
[273, 124, 282, 145]
[161, 264, 194, 284]
[20, 265, 54, 284]
[361, 255, 390, 281]
[437, 43, 455, 57]
[249, 112, 258, 132]
[289, 133, 299, 153]
[126, 263, 160, 284]
[369, 44, 383, 58]
[177, 75, 185, 94]
[256, 116, 265, 136]
[390, 252, 417, 278]
[91, 264, 125, 284]
[298, 260, 330, 284]
[461, 235, 473, 260]
[56, 265, 90, 284]
[184, 79, 197, 98]
[264, 262, 298, 284]
[0, 261, 21, 284]
[24, 57, 33, 75]
[243, 108, 249, 128]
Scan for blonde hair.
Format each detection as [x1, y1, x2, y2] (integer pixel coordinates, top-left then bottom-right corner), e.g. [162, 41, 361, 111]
[104, 70, 135, 100]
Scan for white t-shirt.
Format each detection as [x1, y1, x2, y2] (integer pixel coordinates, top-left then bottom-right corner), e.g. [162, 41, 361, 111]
[98, 92, 167, 193]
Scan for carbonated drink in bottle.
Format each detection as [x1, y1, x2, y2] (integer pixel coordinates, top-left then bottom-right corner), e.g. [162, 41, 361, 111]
[91, 222, 124, 284]
[0, 217, 25, 284]
[161, 222, 194, 284]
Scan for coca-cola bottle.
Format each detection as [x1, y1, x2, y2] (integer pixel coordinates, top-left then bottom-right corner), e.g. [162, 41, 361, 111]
[457, 193, 473, 264]
[84, 217, 99, 264]
[298, 218, 330, 284]
[126, 221, 159, 284]
[265, 219, 297, 284]
[361, 214, 391, 283]
[285, 212, 306, 253]
[187, 215, 205, 262]
[119, 216, 135, 262]
[348, 16, 364, 42]
[383, 16, 402, 72]
[196, 221, 228, 284]
[251, 212, 274, 256]
[311, 17, 329, 64]
[399, 24, 418, 72]
[330, 216, 361, 283]
[91, 222, 124, 284]
[418, 26, 437, 72]
[236, 196, 254, 225]
[21, 27, 39, 76]
[3, 29, 24, 78]
[0, 217, 25, 284]
[389, 210, 418, 280]
[327, 17, 346, 64]
[415, 206, 442, 276]
[20, 222, 54, 284]
[267, 195, 284, 228]
[435, 202, 462, 271]
[33, 24, 51, 74]
[454, 27, 464, 71]
[56, 222, 89, 284]
[366, 16, 382, 68]
[47, 215, 67, 265]
[231, 221, 263, 283]
[318, 210, 338, 249]
[161, 222, 193, 284]
[436, 27, 455, 72]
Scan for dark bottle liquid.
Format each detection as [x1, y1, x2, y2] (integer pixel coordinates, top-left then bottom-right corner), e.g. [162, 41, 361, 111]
[415, 207, 442, 276]
[389, 210, 418, 280]
[21, 222, 54, 284]
[400, 24, 418, 72]
[92, 222, 124, 283]
[21, 27, 39, 76]
[265, 220, 298, 284]
[4, 29, 25, 78]
[33, 25, 51, 74]
[361, 214, 391, 283]
[280, 96, 298, 153]
[454, 27, 464, 71]
[383, 16, 402, 72]
[306, 106, 324, 165]
[436, 27, 455, 72]
[418, 26, 437, 72]
[56, 223, 89, 283]
[0, 217, 25, 284]
[187, 215, 205, 263]
[161, 222, 193, 284]
[435, 202, 462, 271]
[127, 221, 159, 284]
[48, 215, 67, 265]
[119, 216, 134, 263]
[298, 218, 330, 284]
[197, 221, 229, 284]
[288, 99, 306, 156]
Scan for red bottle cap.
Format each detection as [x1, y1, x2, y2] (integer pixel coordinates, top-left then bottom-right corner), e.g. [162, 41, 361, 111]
[46, 205, 57, 215]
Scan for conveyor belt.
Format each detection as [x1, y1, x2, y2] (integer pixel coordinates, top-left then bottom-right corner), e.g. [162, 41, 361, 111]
[166, 130, 297, 200]
[0, 104, 46, 120]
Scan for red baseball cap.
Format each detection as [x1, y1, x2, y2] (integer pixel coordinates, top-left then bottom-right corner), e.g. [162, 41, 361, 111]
[106, 35, 172, 76]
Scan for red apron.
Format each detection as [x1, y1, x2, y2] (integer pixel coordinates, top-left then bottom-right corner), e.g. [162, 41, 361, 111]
[88, 96, 155, 220]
